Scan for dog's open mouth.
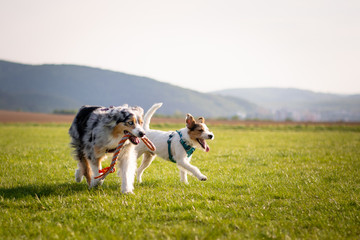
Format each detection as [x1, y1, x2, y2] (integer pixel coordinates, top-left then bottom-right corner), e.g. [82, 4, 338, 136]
[197, 138, 210, 152]
[124, 131, 140, 145]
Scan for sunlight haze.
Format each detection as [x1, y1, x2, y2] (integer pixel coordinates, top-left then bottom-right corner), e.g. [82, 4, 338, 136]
[0, 0, 359, 94]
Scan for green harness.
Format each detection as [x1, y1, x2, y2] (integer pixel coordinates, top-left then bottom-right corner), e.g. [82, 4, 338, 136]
[167, 130, 196, 163]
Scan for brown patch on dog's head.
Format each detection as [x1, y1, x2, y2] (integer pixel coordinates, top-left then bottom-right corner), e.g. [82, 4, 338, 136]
[111, 114, 133, 133]
[112, 121, 127, 138]
[185, 114, 213, 152]
[138, 116, 144, 126]
[112, 113, 145, 144]
[186, 114, 207, 139]
[124, 116, 137, 128]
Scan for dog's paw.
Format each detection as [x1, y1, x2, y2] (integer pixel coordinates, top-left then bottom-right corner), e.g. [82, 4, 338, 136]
[122, 190, 134, 195]
[121, 185, 134, 194]
[89, 179, 104, 188]
[199, 175, 207, 181]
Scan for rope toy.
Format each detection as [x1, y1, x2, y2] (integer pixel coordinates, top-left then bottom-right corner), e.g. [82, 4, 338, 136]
[141, 136, 156, 152]
[95, 134, 156, 180]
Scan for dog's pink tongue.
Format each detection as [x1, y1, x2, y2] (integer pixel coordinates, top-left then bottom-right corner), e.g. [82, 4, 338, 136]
[199, 139, 210, 152]
[205, 145, 210, 152]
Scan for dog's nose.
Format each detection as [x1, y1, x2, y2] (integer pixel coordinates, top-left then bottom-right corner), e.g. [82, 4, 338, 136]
[208, 134, 214, 139]
[138, 131, 145, 138]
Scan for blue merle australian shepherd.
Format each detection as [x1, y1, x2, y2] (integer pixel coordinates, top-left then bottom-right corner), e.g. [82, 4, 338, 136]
[69, 104, 145, 193]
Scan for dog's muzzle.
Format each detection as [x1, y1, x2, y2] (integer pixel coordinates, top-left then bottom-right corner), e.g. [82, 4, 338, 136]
[124, 130, 141, 145]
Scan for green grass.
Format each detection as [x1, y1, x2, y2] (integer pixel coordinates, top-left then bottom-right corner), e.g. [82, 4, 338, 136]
[1, 123, 360, 239]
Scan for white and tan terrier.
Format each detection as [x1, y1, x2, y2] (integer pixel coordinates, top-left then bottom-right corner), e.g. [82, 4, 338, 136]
[134, 103, 214, 184]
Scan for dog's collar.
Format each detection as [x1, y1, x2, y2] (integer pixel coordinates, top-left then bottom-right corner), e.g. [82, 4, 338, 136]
[176, 130, 196, 157]
[167, 130, 196, 163]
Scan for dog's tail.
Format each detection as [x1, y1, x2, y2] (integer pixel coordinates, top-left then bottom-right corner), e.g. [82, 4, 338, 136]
[143, 103, 163, 130]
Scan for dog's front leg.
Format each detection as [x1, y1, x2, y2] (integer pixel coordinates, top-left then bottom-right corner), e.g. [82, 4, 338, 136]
[176, 161, 207, 182]
[118, 147, 137, 194]
[89, 156, 104, 188]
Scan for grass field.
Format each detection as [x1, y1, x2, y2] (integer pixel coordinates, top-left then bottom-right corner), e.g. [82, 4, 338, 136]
[1, 123, 360, 239]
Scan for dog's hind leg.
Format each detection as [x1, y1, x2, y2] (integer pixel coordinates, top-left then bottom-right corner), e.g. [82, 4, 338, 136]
[137, 152, 156, 183]
[179, 169, 188, 184]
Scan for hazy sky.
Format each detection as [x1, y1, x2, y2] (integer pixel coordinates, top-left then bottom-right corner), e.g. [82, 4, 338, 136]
[1, 0, 359, 94]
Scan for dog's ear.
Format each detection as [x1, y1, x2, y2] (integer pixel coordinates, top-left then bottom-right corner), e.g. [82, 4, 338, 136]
[131, 106, 144, 116]
[198, 117, 205, 124]
[186, 114, 196, 129]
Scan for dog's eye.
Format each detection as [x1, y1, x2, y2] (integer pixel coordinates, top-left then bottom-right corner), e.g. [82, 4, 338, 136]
[199, 129, 204, 132]
[128, 121, 134, 126]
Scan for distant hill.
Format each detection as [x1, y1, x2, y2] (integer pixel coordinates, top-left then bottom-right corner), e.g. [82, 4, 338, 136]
[3, 60, 358, 121]
[0, 60, 257, 118]
[214, 88, 360, 121]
